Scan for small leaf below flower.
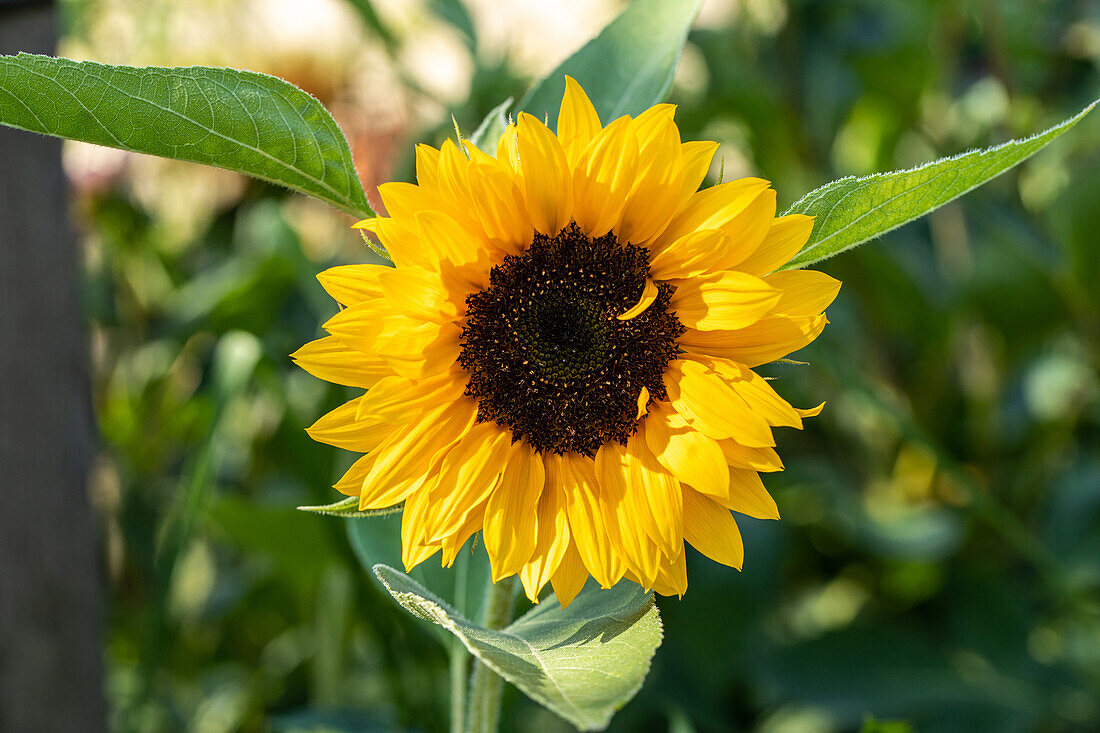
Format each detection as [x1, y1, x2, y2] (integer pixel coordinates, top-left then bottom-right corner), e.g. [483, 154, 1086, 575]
[296, 497, 402, 518]
[373, 564, 663, 731]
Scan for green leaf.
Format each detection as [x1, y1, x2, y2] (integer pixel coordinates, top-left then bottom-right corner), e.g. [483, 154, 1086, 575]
[468, 97, 513, 150]
[516, 0, 702, 127]
[783, 100, 1098, 270]
[347, 515, 491, 623]
[374, 564, 663, 731]
[0, 53, 373, 219]
[296, 496, 402, 518]
[861, 717, 914, 733]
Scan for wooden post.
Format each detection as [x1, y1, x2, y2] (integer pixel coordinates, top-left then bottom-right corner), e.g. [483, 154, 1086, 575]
[0, 4, 106, 731]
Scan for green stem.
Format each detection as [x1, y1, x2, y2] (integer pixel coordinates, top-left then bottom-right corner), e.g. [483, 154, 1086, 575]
[465, 576, 516, 733]
[449, 550, 472, 733]
[449, 639, 468, 733]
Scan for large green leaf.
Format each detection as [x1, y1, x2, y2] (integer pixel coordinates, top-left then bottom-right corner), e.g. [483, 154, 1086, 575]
[0, 53, 373, 219]
[782, 99, 1097, 269]
[516, 0, 702, 127]
[374, 564, 662, 731]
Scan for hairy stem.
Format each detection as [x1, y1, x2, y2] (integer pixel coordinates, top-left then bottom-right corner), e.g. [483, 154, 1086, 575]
[465, 576, 516, 733]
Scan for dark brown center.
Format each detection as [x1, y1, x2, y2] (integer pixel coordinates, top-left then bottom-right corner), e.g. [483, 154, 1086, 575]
[458, 223, 684, 456]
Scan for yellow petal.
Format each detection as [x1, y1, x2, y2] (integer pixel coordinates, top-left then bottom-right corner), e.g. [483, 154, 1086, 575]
[415, 210, 489, 272]
[376, 181, 482, 267]
[623, 434, 683, 562]
[652, 177, 771, 253]
[651, 547, 688, 598]
[642, 401, 729, 500]
[322, 298, 387, 352]
[377, 181, 429, 221]
[647, 229, 729, 280]
[670, 270, 781, 331]
[464, 155, 533, 251]
[653, 188, 776, 277]
[332, 452, 378, 498]
[550, 540, 590, 608]
[402, 486, 442, 571]
[519, 480, 570, 602]
[441, 498, 488, 568]
[325, 310, 459, 376]
[594, 441, 662, 589]
[306, 396, 398, 452]
[436, 138, 474, 200]
[425, 422, 512, 541]
[556, 453, 625, 588]
[683, 487, 744, 569]
[414, 143, 441, 190]
[433, 139, 523, 248]
[516, 112, 573, 236]
[678, 314, 827, 367]
[723, 468, 780, 520]
[617, 112, 683, 244]
[632, 104, 676, 143]
[617, 278, 658, 320]
[572, 115, 640, 237]
[316, 264, 387, 306]
[378, 266, 460, 323]
[798, 402, 826, 418]
[676, 140, 719, 200]
[721, 187, 777, 269]
[496, 122, 521, 173]
[357, 217, 420, 266]
[764, 270, 842, 316]
[557, 75, 602, 167]
[736, 214, 814, 277]
[291, 336, 392, 389]
[433, 140, 480, 220]
[353, 368, 466, 423]
[636, 386, 650, 420]
[483, 442, 545, 581]
[717, 440, 785, 472]
[666, 358, 775, 446]
[703, 357, 804, 428]
[359, 398, 477, 510]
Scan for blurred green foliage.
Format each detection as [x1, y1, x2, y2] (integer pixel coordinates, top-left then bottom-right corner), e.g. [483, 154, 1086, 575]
[62, 0, 1100, 731]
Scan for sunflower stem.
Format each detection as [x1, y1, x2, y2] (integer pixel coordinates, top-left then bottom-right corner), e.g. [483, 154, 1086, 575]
[464, 576, 516, 733]
[449, 639, 468, 733]
[449, 550, 472, 733]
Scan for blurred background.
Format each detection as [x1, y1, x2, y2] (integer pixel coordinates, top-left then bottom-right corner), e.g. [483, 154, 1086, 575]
[18, 0, 1100, 730]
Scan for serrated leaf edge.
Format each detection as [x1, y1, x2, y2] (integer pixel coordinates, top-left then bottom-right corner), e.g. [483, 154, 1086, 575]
[782, 98, 1098, 269]
[0, 53, 374, 219]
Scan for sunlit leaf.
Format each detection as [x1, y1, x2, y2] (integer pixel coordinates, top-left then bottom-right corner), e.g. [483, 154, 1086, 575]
[0, 53, 373, 219]
[516, 0, 703, 126]
[374, 564, 662, 731]
[782, 100, 1097, 269]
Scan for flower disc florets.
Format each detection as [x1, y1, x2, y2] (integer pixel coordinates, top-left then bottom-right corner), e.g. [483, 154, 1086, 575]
[459, 223, 683, 456]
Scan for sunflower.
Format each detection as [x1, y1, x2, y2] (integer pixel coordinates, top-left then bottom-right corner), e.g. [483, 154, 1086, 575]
[293, 78, 840, 606]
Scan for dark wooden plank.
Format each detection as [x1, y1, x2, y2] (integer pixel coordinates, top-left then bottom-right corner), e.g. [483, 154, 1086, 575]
[0, 6, 106, 732]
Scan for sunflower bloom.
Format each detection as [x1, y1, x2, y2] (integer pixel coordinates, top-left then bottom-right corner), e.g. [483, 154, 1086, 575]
[294, 78, 840, 606]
